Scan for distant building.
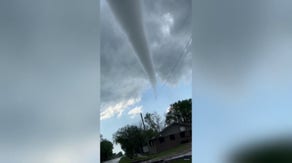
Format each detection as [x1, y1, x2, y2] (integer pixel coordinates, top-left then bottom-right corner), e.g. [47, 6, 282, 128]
[148, 123, 191, 154]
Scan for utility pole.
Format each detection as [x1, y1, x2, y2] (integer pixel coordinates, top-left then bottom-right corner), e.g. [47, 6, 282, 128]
[140, 113, 146, 130]
[140, 113, 150, 153]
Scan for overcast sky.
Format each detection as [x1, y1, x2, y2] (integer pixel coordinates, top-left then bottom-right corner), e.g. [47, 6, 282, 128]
[100, 0, 191, 153]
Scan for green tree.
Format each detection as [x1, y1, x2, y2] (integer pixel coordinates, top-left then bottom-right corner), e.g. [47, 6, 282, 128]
[165, 98, 192, 125]
[144, 112, 164, 133]
[100, 138, 114, 162]
[113, 125, 146, 158]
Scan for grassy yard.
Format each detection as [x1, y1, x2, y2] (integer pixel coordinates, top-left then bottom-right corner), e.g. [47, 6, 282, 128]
[119, 143, 191, 163]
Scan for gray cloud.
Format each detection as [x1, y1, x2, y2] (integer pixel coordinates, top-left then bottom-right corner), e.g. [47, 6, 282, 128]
[101, 0, 191, 118]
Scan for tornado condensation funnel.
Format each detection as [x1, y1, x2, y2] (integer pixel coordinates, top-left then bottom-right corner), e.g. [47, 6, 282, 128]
[107, 0, 157, 91]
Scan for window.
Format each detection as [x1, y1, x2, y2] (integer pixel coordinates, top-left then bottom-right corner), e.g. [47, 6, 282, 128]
[159, 137, 165, 143]
[180, 132, 185, 138]
[169, 134, 175, 140]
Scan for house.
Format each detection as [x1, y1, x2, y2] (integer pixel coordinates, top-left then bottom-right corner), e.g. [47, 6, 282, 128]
[148, 123, 191, 154]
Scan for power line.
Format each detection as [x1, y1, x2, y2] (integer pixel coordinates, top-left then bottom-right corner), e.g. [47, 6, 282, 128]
[160, 36, 192, 88]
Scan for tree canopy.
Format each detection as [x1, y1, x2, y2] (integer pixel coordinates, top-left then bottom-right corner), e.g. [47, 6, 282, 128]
[165, 98, 192, 125]
[144, 112, 164, 133]
[113, 125, 146, 158]
[100, 138, 114, 162]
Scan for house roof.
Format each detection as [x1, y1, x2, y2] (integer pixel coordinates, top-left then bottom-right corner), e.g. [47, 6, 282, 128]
[150, 123, 191, 140]
[160, 123, 190, 134]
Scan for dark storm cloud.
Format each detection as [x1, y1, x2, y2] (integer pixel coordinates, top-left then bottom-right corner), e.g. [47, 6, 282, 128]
[100, 0, 191, 119]
[0, 0, 99, 162]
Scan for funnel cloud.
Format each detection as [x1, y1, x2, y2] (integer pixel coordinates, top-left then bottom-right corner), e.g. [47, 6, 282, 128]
[107, 0, 156, 89]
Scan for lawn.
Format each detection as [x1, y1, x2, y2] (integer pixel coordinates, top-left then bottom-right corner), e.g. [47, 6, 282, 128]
[119, 143, 191, 163]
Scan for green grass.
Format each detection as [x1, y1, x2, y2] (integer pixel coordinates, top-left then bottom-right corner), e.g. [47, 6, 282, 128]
[119, 156, 148, 163]
[149, 143, 191, 159]
[119, 157, 131, 163]
[119, 143, 191, 163]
